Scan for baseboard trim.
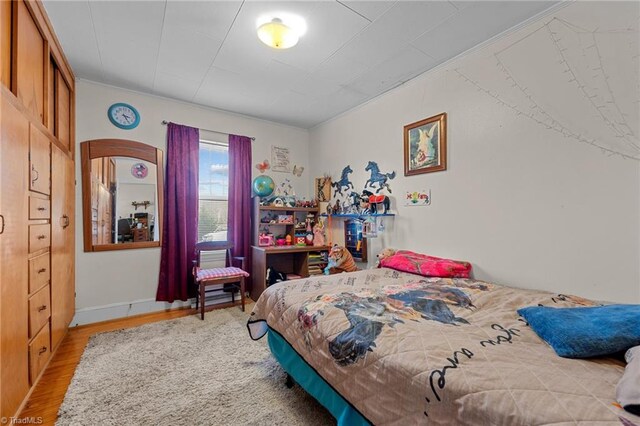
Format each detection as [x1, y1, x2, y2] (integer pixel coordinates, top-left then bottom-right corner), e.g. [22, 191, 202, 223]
[71, 298, 197, 326]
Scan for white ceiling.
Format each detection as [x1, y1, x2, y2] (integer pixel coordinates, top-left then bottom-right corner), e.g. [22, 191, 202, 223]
[43, 0, 559, 129]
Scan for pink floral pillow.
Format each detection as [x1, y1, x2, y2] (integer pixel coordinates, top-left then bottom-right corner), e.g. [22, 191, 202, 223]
[379, 250, 472, 278]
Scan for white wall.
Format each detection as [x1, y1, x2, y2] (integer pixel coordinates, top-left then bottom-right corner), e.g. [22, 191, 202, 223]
[74, 80, 309, 324]
[309, 2, 640, 303]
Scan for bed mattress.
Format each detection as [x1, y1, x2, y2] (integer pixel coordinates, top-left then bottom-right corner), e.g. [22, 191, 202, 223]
[248, 268, 638, 425]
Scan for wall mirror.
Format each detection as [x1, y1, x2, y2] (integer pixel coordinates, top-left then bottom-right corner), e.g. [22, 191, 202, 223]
[81, 139, 164, 252]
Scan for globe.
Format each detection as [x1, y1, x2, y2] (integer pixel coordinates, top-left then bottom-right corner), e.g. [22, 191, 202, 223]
[253, 175, 275, 197]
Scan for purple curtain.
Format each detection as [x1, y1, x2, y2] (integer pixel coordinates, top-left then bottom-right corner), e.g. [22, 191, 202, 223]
[157, 123, 199, 302]
[228, 134, 252, 275]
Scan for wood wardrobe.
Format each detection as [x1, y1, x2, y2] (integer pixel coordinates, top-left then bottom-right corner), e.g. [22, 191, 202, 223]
[0, 0, 76, 419]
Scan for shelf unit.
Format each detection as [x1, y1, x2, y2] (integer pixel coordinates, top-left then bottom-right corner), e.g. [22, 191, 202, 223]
[319, 213, 395, 218]
[250, 197, 330, 300]
[254, 201, 321, 246]
[345, 219, 367, 262]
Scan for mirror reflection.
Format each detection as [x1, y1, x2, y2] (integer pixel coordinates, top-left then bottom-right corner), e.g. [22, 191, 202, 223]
[90, 156, 159, 246]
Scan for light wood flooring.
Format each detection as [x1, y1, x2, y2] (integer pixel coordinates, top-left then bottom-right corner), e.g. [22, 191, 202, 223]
[19, 302, 244, 425]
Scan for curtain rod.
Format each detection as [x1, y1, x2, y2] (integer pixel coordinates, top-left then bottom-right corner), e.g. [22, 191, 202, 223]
[161, 120, 255, 141]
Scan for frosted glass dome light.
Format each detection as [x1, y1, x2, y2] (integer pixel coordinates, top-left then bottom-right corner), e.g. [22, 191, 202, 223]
[257, 17, 300, 49]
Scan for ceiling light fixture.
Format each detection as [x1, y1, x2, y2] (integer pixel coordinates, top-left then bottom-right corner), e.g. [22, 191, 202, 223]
[257, 17, 300, 49]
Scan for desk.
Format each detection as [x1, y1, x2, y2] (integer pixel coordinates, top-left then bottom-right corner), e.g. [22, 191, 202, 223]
[132, 227, 149, 242]
[251, 245, 330, 301]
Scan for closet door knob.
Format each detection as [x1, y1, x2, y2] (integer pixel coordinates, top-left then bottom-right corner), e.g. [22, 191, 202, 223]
[31, 166, 39, 184]
[37, 234, 46, 240]
[38, 346, 47, 355]
[62, 214, 70, 229]
[37, 207, 46, 211]
[37, 268, 46, 274]
[38, 305, 47, 312]
[0, 215, 4, 235]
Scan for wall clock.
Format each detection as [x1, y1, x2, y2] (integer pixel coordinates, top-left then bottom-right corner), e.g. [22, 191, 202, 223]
[108, 103, 140, 130]
[131, 162, 149, 179]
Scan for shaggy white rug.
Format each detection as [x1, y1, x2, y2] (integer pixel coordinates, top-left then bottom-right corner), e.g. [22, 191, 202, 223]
[57, 306, 335, 425]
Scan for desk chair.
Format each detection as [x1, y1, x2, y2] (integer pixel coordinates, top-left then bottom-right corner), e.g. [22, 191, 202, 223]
[193, 241, 249, 320]
[117, 218, 133, 242]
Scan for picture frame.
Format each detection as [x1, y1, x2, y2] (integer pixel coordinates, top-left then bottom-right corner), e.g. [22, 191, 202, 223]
[271, 146, 291, 173]
[403, 112, 447, 176]
[315, 176, 332, 202]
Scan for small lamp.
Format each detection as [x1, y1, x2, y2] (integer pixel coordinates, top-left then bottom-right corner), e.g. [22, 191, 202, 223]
[257, 18, 299, 49]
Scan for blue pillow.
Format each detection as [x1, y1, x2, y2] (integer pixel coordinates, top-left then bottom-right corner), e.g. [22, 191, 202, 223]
[517, 304, 640, 358]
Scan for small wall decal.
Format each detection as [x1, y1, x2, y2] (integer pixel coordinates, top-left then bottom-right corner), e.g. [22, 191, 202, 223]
[255, 159, 270, 174]
[292, 165, 304, 177]
[405, 190, 431, 206]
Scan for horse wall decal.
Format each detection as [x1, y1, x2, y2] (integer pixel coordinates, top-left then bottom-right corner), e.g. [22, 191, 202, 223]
[332, 165, 354, 197]
[365, 161, 396, 193]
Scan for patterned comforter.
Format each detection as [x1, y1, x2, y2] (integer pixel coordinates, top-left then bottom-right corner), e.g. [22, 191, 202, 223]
[248, 268, 638, 425]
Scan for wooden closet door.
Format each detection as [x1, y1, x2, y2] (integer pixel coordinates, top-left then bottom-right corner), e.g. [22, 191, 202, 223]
[55, 71, 71, 151]
[0, 0, 11, 87]
[51, 145, 74, 350]
[0, 94, 30, 419]
[14, 0, 45, 123]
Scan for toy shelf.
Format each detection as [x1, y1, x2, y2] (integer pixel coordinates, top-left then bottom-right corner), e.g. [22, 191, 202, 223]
[319, 213, 395, 218]
[258, 206, 319, 212]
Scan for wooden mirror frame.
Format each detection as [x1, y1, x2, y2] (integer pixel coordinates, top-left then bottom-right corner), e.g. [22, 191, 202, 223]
[80, 139, 164, 252]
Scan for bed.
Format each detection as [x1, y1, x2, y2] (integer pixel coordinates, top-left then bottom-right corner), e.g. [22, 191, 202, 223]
[247, 267, 639, 425]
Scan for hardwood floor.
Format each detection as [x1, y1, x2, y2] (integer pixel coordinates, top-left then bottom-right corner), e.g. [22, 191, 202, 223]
[19, 302, 245, 425]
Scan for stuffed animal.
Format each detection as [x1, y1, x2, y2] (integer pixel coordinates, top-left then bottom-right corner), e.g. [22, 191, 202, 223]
[266, 267, 287, 286]
[376, 248, 397, 267]
[324, 246, 359, 275]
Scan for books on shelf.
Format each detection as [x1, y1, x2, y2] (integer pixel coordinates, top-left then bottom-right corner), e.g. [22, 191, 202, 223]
[308, 266, 324, 276]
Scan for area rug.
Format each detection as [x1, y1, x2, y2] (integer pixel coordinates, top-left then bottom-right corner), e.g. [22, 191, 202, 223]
[57, 306, 335, 425]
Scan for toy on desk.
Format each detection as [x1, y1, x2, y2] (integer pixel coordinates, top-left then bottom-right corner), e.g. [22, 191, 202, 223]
[277, 215, 294, 224]
[295, 235, 306, 246]
[376, 248, 397, 267]
[293, 198, 317, 208]
[305, 217, 314, 245]
[258, 233, 274, 247]
[285, 235, 292, 245]
[362, 190, 390, 214]
[313, 221, 326, 246]
[324, 246, 359, 275]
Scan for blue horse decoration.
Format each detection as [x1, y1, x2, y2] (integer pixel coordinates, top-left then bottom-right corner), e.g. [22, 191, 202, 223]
[332, 165, 354, 197]
[365, 161, 396, 193]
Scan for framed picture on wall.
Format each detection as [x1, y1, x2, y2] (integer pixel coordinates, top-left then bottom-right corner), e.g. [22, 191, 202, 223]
[403, 112, 447, 176]
[271, 146, 291, 173]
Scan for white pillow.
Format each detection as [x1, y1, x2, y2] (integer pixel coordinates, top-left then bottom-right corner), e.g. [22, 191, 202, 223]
[617, 346, 640, 416]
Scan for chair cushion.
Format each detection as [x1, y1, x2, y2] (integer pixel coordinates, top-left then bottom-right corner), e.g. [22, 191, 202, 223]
[196, 267, 249, 281]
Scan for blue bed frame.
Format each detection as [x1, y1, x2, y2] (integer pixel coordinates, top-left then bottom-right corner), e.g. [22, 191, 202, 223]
[266, 327, 371, 426]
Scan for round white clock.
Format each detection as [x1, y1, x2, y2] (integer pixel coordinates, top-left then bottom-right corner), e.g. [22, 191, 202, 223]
[108, 103, 140, 130]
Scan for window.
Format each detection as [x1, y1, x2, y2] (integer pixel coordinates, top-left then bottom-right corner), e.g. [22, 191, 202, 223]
[198, 139, 228, 242]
